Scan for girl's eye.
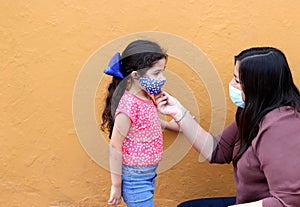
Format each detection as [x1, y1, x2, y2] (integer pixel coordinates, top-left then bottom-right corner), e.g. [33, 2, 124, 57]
[235, 79, 240, 84]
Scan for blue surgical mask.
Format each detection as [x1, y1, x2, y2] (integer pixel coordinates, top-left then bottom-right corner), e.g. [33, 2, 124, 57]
[139, 77, 166, 95]
[229, 84, 245, 108]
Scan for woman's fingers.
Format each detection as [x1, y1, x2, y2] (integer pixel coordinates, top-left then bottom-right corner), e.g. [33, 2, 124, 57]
[155, 91, 163, 98]
[155, 91, 164, 100]
[157, 100, 168, 109]
[156, 91, 169, 103]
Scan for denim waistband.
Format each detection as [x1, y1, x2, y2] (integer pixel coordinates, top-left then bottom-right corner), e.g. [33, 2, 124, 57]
[122, 164, 158, 176]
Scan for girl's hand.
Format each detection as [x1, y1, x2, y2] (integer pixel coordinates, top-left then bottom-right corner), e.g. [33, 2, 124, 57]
[155, 91, 185, 120]
[107, 185, 122, 206]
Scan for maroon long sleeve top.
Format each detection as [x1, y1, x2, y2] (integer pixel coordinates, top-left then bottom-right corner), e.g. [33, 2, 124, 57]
[210, 106, 300, 206]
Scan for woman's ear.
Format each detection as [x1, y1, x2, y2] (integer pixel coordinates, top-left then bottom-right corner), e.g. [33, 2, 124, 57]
[130, 71, 140, 79]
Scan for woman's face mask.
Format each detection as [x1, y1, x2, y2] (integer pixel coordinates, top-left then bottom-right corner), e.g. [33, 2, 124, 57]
[139, 77, 166, 95]
[229, 83, 245, 108]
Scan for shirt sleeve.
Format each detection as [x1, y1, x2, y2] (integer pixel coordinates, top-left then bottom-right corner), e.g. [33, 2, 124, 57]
[254, 113, 300, 207]
[115, 95, 135, 123]
[210, 121, 238, 164]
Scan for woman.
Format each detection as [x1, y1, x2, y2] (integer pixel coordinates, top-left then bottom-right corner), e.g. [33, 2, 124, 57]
[156, 47, 300, 207]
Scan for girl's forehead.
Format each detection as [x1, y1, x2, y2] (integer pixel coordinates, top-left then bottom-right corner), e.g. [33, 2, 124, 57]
[152, 58, 166, 67]
[143, 59, 166, 72]
[234, 61, 240, 75]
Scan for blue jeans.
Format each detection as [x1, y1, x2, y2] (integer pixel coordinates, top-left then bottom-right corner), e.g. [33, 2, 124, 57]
[122, 164, 158, 207]
[177, 197, 236, 207]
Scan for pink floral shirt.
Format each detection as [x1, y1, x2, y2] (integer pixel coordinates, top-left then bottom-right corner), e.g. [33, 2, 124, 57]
[115, 90, 163, 167]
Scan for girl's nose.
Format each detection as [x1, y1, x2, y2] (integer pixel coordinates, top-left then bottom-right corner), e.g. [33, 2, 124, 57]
[229, 78, 235, 86]
[159, 73, 166, 80]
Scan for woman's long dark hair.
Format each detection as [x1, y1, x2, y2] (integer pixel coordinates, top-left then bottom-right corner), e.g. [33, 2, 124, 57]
[101, 40, 167, 138]
[233, 47, 300, 165]
[233, 47, 277, 126]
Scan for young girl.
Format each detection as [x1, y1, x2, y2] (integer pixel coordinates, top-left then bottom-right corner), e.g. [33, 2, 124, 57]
[101, 40, 179, 207]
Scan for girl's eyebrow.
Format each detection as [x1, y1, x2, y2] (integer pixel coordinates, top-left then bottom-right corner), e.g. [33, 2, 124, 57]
[152, 68, 165, 72]
[153, 65, 166, 70]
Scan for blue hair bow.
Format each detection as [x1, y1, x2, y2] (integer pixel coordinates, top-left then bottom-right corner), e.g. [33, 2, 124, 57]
[104, 52, 124, 79]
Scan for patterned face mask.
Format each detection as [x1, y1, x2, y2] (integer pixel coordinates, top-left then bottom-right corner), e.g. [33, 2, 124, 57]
[138, 77, 166, 95]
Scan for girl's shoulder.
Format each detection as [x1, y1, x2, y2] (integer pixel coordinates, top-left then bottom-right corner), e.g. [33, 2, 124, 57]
[119, 91, 153, 107]
[118, 91, 136, 109]
[117, 91, 154, 114]
[123, 90, 153, 102]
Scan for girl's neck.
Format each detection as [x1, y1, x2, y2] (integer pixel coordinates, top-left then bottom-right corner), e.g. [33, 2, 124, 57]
[128, 83, 150, 100]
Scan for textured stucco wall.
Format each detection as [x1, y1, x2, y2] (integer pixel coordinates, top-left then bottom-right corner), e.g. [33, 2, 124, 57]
[1, 1, 300, 206]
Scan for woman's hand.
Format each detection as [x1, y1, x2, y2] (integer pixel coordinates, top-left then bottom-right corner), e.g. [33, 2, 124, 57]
[155, 91, 185, 121]
[107, 184, 122, 206]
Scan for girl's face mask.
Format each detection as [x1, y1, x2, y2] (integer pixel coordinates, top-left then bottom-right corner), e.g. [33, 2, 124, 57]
[229, 83, 245, 108]
[138, 77, 166, 95]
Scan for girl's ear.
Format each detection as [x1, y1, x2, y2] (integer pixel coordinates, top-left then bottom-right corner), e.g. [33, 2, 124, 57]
[130, 71, 140, 79]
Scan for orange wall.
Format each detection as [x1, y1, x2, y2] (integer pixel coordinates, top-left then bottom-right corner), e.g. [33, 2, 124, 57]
[1, 1, 300, 206]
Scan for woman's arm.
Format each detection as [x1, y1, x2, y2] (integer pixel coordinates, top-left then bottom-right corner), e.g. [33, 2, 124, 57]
[161, 114, 197, 132]
[108, 113, 131, 206]
[156, 91, 216, 161]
